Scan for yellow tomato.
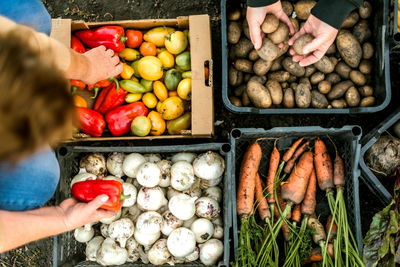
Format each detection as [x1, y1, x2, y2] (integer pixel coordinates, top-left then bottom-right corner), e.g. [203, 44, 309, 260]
[73, 95, 87, 108]
[142, 92, 158, 109]
[130, 76, 139, 83]
[147, 111, 166, 136]
[159, 96, 184, 120]
[156, 101, 163, 113]
[153, 81, 168, 102]
[156, 47, 167, 54]
[137, 56, 163, 81]
[143, 27, 175, 47]
[177, 78, 191, 100]
[125, 93, 142, 103]
[167, 112, 191, 135]
[168, 90, 178, 97]
[165, 31, 188, 54]
[131, 116, 151, 136]
[121, 63, 135, 80]
[119, 48, 140, 61]
[157, 50, 175, 69]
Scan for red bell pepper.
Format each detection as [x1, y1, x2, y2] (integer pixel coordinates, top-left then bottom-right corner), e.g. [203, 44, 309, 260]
[87, 77, 117, 99]
[70, 79, 86, 94]
[105, 102, 148, 136]
[71, 35, 86, 53]
[94, 80, 127, 114]
[71, 180, 130, 212]
[74, 26, 127, 52]
[76, 107, 106, 137]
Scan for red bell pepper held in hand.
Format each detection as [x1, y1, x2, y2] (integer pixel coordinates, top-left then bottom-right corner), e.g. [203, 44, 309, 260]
[70, 79, 86, 94]
[106, 102, 148, 136]
[74, 26, 127, 52]
[94, 79, 127, 114]
[76, 107, 106, 137]
[71, 35, 86, 53]
[71, 180, 130, 212]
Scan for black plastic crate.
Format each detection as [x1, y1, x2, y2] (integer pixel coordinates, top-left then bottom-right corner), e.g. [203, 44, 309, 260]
[221, 0, 391, 114]
[229, 126, 364, 259]
[54, 143, 232, 267]
[359, 107, 400, 206]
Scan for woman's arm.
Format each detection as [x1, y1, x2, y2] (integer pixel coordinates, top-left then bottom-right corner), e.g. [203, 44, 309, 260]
[0, 195, 114, 253]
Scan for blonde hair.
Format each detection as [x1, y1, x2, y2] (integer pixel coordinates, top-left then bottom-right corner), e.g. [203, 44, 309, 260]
[0, 26, 73, 162]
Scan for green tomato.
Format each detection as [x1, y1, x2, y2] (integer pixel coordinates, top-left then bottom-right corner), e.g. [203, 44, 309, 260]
[164, 69, 182, 91]
[131, 60, 141, 78]
[175, 51, 191, 71]
[140, 79, 153, 91]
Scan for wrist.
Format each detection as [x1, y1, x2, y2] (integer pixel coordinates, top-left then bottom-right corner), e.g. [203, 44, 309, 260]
[55, 206, 71, 232]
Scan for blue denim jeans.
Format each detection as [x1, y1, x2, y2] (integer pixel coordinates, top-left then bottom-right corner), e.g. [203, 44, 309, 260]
[0, 0, 52, 35]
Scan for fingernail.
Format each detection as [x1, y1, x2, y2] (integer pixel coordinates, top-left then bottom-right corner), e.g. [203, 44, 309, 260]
[100, 195, 109, 202]
[303, 48, 309, 54]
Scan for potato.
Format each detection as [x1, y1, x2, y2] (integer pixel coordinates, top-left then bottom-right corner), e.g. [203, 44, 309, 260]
[270, 57, 283, 71]
[327, 80, 354, 100]
[289, 18, 300, 33]
[281, 82, 288, 89]
[362, 42, 374, 59]
[283, 88, 295, 108]
[261, 14, 279, 34]
[359, 85, 374, 97]
[233, 38, 253, 58]
[228, 66, 243, 86]
[341, 11, 359, 28]
[295, 83, 311, 108]
[353, 20, 371, 44]
[345, 86, 361, 107]
[335, 61, 351, 79]
[326, 73, 341, 85]
[282, 57, 305, 77]
[349, 70, 366, 86]
[314, 56, 335, 74]
[336, 31, 362, 68]
[293, 34, 314, 55]
[266, 80, 283, 105]
[311, 90, 329, 108]
[305, 65, 317, 77]
[257, 38, 280, 61]
[268, 71, 290, 82]
[244, 73, 251, 83]
[310, 72, 325, 85]
[233, 84, 246, 97]
[229, 96, 242, 107]
[277, 41, 290, 57]
[359, 1, 372, 19]
[227, 9, 241, 21]
[242, 91, 251, 106]
[299, 77, 311, 89]
[360, 96, 375, 107]
[249, 75, 267, 84]
[294, 0, 316, 20]
[248, 49, 260, 61]
[359, 60, 372, 74]
[288, 75, 297, 83]
[290, 82, 298, 90]
[329, 57, 339, 68]
[246, 80, 272, 108]
[242, 20, 250, 40]
[234, 59, 253, 73]
[326, 43, 336, 55]
[253, 59, 272, 76]
[282, 1, 293, 16]
[331, 99, 347, 108]
[268, 22, 289, 44]
[318, 81, 332, 94]
[228, 21, 242, 44]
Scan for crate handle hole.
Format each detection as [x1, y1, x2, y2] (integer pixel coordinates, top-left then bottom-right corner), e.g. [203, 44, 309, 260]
[222, 144, 231, 153]
[352, 126, 362, 137]
[58, 147, 68, 156]
[395, 33, 400, 42]
[231, 129, 242, 139]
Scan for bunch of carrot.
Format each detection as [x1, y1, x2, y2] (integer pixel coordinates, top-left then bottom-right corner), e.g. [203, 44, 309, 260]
[234, 136, 365, 267]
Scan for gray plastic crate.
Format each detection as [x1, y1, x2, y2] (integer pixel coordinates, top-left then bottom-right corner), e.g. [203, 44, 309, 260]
[229, 126, 363, 259]
[54, 143, 232, 267]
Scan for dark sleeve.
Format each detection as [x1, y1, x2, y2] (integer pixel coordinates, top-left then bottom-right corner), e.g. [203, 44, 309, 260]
[247, 0, 278, 8]
[311, 0, 363, 29]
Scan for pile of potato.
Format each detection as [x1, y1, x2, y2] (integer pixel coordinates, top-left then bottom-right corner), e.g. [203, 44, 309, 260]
[227, 0, 375, 109]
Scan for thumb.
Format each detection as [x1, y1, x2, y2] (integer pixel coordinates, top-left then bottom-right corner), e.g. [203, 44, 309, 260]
[248, 20, 262, 50]
[88, 194, 109, 210]
[302, 36, 325, 55]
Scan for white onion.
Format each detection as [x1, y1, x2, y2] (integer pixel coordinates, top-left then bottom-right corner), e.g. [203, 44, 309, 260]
[70, 172, 96, 188]
[86, 236, 104, 261]
[100, 224, 109, 238]
[137, 187, 167, 211]
[157, 204, 168, 215]
[157, 160, 172, 187]
[148, 239, 171, 265]
[122, 153, 146, 178]
[182, 179, 202, 198]
[167, 187, 180, 200]
[185, 246, 200, 262]
[200, 176, 222, 189]
[144, 153, 162, 163]
[183, 215, 198, 228]
[168, 194, 197, 220]
[134, 230, 160, 246]
[170, 161, 195, 191]
[199, 239, 224, 265]
[74, 226, 94, 243]
[191, 218, 214, 243]
[204, 186, 222, 202]
[167, 228, 196, 258]
[196, 197, 221, 219]
[96, 238, 128, 266]
[193, 151, 225, 180]
[212, 216, 223, 226]
[126, 237, 140, 262]
[161, 210, 183, 236]
[136, 162, 162, 187]
[100, 209, 121, 224]
[101, 175, 124, 184]
[80, 153, 107, 176]
[122, 183, 137, 207]
[108, 218, 134, 248]
[106, 152, 125, 177]
[213, 225, 224, 239]
[135, 211, 162, 235]
[171, 152, 197, 163]
[127, 204, 141, 223]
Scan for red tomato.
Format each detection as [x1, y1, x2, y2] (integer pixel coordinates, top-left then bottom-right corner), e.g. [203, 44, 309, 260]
[140, 42, 157, 56]
[126, 30, 143, 48]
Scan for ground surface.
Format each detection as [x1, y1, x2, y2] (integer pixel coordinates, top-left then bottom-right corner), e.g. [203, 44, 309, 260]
[0, 0, 399, 266]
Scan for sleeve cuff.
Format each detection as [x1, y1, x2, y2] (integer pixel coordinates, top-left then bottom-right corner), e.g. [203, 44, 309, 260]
[311, 0, 362, 29]
[247, 0, 278, 8]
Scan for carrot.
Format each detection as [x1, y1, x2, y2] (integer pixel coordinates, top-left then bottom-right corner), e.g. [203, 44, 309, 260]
[255, 173, 270, 221]
[301, 168, 317, 216]
[314, 138, 334, 192]
[282, 221, 291, 242]
[282, 137, 304, 162]
[333, 150, 345, 187]
[307, 215, 326, 245]
[283, 140, 310, 175]
[292, 204, 301, 224]
[266, 144, 280, 204]
[326, 215, 337, 242]
[302, 244, 334, 264]
[274, 186, 291, 219]
[281, 151, 314, 205]
[237, 142, 262, 216]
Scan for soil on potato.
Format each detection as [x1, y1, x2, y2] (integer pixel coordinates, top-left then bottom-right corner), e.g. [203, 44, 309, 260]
[0, 0, 398, 265]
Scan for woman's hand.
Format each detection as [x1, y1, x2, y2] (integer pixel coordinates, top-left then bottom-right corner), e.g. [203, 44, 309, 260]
[288, 15, 338, 66]
[247, 1, 294, 50]
[57, 194, 115, 231]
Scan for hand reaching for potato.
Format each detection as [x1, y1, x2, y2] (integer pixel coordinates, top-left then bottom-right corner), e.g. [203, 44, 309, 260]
[288, 15, 338, 67]
[247, 1, 294, 50]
